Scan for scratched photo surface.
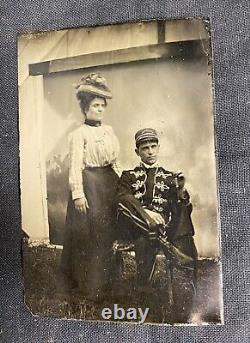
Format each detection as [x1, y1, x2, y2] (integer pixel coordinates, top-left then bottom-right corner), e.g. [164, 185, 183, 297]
[19, 18, 223, 324]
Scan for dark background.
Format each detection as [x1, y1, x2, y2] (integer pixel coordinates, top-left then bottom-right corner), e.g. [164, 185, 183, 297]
[0, 1, 249, 342]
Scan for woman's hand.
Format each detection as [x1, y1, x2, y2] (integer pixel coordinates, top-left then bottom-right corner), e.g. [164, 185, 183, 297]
[74, 197, 89, 214]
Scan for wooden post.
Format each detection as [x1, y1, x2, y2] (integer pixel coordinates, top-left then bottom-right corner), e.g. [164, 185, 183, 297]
[19, 75, 49, 241]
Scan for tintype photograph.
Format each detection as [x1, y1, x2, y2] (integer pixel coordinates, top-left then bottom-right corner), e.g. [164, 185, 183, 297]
[19, 18, 223, 325]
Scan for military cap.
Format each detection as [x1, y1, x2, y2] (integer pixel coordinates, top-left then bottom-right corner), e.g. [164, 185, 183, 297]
[135, 128, 159, 147]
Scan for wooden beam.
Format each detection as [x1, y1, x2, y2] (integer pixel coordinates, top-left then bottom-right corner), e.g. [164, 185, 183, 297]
[157, 20, 166, 44]
[29, 40, 208, 76]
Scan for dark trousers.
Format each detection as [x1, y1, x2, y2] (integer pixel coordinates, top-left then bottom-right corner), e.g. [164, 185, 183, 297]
[117, 206, 198, 286]
[135, 235, 158, 285]
[117, 210, 159, 285]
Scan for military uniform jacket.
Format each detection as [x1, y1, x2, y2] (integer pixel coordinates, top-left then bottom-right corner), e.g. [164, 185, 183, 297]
[117, 165, 195, 242]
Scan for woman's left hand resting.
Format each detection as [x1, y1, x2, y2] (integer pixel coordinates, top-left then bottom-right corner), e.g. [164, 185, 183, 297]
[74, 197, 89, 214]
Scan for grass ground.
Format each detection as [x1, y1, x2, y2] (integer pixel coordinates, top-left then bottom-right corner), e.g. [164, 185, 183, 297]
[22, 244, 222, 325]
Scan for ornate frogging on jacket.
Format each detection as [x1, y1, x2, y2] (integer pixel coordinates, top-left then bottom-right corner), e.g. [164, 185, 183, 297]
[154, 181, 170, 192]
[118, 164, 196, 244]
[134, 191, 144, 199]
[132, 179, 147, 191]
[155, 170, 173, 179]
[131, 168, 147, 199]
[129, 165, 177, 213]
[130, 170, 147, 178]
[152, 194, 168, 204]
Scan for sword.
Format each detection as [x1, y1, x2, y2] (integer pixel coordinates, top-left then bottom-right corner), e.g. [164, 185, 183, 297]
[157, 232, 194, 265]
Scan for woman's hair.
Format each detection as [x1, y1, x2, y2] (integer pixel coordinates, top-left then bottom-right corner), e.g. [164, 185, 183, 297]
[77, 92, 107, 115]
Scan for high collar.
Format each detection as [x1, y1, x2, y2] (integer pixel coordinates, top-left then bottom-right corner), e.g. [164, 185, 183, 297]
[84, 119, 102, 127]
[140, 161, 159, 169]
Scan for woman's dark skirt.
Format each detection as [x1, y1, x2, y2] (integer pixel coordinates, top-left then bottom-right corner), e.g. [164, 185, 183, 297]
[60, 166, 119, 297]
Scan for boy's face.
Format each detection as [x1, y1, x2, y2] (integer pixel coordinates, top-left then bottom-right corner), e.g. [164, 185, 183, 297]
[136, 140, 159, 165]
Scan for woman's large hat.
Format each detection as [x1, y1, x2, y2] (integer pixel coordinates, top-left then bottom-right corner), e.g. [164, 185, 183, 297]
[76, 73, 112, 99]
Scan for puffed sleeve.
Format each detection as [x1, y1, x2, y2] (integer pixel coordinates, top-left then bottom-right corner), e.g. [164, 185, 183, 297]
[111, 161, 122, 177]
[107, 125, 121, 176]
[68, 129, 86, 200]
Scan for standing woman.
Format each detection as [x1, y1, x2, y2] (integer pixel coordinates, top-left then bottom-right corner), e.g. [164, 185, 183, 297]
[60, 73, 120, 301]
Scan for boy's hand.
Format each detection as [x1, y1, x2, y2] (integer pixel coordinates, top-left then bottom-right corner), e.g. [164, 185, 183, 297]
[144, 209, 165, 226]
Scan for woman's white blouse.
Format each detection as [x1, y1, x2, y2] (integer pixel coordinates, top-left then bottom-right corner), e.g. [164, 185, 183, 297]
[68, 123, 120, 200]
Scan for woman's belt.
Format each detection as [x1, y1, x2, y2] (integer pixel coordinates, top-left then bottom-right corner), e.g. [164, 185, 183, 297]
[84, 164, 112, 171]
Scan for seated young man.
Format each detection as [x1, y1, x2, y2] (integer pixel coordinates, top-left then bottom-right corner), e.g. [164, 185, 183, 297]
[117, 128, 197, 289]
